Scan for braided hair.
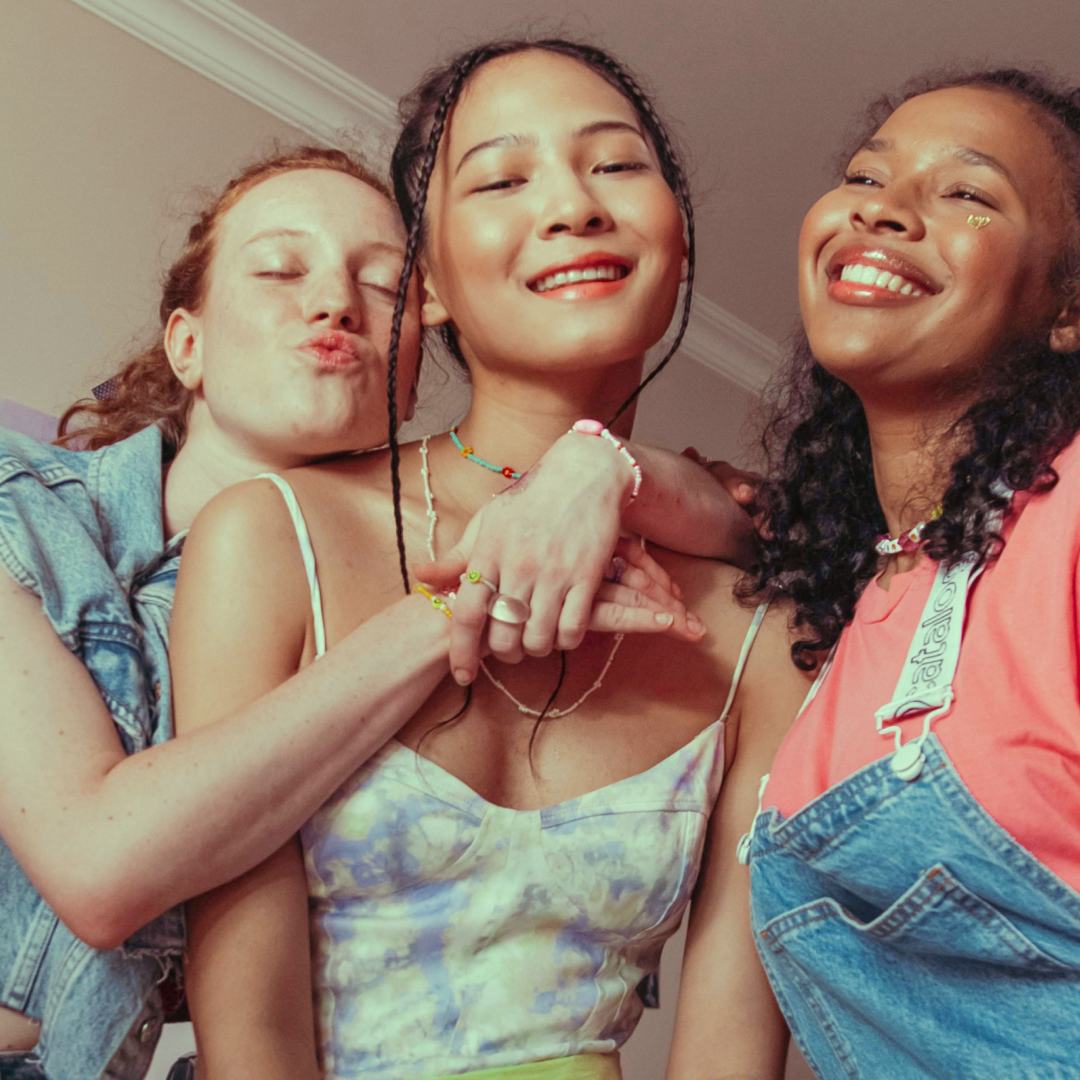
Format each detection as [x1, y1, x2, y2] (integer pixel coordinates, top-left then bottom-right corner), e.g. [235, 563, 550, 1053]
[741, 68, 1080, 669]
[383, 38, 696, 594]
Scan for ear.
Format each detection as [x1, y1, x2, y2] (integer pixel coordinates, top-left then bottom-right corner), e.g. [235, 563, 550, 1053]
[1050, 293, 1080, 354]
[417, 265, 451, 328]
[164, 308, 204, 391]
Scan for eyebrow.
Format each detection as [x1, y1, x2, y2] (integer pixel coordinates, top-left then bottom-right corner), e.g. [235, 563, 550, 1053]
[856, 138, 1017, 186]
[951, 145, 1016, 185]
[454, 119, 648, 176]
[242, 228, 309, 248]
[242, 229, 405, 258]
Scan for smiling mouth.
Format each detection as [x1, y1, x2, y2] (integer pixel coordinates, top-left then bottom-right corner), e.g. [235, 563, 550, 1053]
[825, 248, 940, 306]
[529, 264, 631, 294]
[836, 262, 926, 296]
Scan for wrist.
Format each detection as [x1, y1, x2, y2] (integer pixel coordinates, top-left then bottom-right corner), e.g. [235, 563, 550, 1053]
[569, 420, 642, 507]
[546, 430, 633, 508]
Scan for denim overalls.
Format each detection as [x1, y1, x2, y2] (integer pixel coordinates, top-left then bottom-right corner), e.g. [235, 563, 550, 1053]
[0, 425, 185, 1080]
[744, 554, 1080, 1079]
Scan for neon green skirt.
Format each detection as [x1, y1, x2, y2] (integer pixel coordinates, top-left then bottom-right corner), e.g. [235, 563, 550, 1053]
[426, 1052, 621, 1080]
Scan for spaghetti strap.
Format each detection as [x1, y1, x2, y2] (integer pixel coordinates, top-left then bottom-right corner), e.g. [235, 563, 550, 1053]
[717, 603, 769, 723]
[255, 473, 327, 659]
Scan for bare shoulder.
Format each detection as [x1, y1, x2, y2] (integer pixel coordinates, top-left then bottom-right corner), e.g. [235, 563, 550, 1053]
[649, 548, 760, 665]
[650, 548, 814, 749]
[174, 478, 315, 650]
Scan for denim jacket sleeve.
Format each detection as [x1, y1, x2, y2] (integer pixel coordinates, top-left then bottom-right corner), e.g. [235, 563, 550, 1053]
[0, 424, 173, 753]
[0, 424, 185, 1080]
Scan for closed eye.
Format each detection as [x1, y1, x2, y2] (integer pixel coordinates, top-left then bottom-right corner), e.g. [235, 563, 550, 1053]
[595, 161, 649, 174]
[360, 282, 397, 297]
[255, 270, 303, 280]
[473, 178, 525, 193]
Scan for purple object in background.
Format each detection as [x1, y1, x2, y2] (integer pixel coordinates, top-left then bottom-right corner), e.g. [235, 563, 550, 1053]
[0, 399, 59, 442]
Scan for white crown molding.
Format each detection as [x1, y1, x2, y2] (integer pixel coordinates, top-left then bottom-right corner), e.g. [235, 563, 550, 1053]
[69, 0, 780, 393]
[679, 296, 781, 395]
[67, 0, 397, 151]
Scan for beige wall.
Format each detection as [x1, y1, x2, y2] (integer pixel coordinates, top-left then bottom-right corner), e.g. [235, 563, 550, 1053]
[0, 0, 307, 415]
[3, 2, 778, 1078]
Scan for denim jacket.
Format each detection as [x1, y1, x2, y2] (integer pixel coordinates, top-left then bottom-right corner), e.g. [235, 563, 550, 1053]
[0, 424, 185, 1080]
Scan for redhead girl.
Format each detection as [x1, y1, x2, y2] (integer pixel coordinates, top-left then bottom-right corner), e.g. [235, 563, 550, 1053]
[0, 147, 746, 1080]
[743, 69, 1080, 1078]
[177, 39, 811, 1080]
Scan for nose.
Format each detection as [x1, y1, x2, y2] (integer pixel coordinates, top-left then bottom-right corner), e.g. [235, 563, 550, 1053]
[849, 183, 925, 241]
[537, 173, 614, 238]
[304, 268, 364, 330]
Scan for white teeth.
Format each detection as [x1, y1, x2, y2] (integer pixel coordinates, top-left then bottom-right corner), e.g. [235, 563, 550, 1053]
[839, 262, 926, 296]
[532, 264, 626, 292]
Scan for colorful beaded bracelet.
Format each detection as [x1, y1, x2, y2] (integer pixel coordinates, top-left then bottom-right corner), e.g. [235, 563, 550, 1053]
[570, 419, 643, 502]
[413, 584, 453, 619]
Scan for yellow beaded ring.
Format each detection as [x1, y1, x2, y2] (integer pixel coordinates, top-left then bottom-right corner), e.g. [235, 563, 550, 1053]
[462, 570, 498, 594]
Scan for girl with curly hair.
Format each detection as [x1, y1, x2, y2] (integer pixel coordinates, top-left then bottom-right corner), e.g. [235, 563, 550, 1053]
[742, 69, 1080, 1079]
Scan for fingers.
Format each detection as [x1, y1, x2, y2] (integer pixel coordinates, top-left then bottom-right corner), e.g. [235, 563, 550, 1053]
[446, 568, 495, 685]
[554, 585, 596, 652]
[587, 583, 706, 641]
[705, 460, 763, 509]
[413, 555, 468, 595]
[615, 537, 678, 598]
[521, 579, 571, 658]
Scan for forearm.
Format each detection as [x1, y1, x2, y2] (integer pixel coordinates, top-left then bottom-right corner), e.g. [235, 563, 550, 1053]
[187, 841, 320, 1080]
[43, 593, 449, 945]
[623, 442, 755, 564]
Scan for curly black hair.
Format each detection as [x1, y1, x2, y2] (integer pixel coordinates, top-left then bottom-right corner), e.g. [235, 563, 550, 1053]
[741, 68, 1080, 669]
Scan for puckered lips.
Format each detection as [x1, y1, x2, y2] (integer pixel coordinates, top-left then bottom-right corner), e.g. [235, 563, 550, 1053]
[825, 245, 941, 306]
[298, 330, 364, 370]
[527, 252, 633, 300]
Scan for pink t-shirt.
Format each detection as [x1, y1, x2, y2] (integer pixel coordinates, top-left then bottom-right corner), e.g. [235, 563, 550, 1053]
[766, 437, 1080, 893]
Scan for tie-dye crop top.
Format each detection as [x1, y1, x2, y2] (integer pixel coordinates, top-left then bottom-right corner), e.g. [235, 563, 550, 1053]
[257, 474, 765, 1080]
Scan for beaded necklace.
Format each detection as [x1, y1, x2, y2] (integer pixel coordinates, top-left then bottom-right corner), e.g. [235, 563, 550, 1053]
[450, 426, 522, 480]
[420, 435, 623, 718]
[874, 505, 943, 556]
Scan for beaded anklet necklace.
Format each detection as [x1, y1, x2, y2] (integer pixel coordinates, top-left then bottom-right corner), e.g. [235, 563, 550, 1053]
[874, 505, 943, 556]
[420, 435, 623, 718]
[450, 426, 521, 480]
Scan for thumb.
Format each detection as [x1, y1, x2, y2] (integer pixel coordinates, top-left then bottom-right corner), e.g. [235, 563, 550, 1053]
[413, 542, 468, 592]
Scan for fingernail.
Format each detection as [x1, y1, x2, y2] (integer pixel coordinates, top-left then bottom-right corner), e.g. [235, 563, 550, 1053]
[687, 613, 705, 635]
[453, 668, 472, 685]
[655, 612, 675, 627]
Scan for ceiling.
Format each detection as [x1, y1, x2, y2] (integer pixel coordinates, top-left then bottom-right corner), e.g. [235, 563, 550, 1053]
[217, 1, 1080, 344]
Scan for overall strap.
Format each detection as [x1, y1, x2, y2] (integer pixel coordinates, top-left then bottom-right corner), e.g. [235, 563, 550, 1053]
[255, 473, 327, 659]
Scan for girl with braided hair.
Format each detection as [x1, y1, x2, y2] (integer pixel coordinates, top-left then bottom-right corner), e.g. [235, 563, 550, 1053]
[741, 70, 1080, 1078]
[0, 141, 745, 1079]
[178, 39, 810, 1080]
